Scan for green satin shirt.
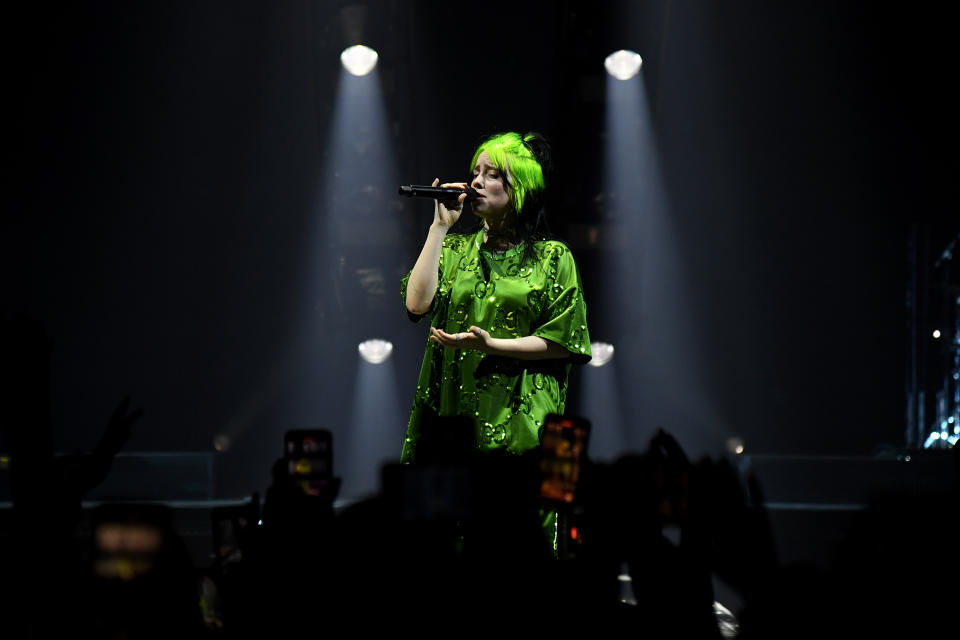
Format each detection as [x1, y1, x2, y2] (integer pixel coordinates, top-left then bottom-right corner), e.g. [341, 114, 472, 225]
[401, 229, 591, 463]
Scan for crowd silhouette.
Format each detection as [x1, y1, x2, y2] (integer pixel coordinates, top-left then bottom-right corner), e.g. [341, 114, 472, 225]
[2, 312, 958, 638]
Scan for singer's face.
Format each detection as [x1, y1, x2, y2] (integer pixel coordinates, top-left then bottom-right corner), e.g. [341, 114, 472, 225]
[470, 151, 511, 221]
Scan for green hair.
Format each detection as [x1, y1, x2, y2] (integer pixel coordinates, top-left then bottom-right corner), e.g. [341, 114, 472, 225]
[469, 132, 546, 216]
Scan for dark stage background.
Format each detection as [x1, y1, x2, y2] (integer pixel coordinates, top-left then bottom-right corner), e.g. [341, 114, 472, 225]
[4, 1, 955, 501]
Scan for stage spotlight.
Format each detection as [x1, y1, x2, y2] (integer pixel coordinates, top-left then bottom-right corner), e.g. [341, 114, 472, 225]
[588, 342, 615, 367]
[725, 436, 745, 455]
[932, 329, 941, 339]
[604, 49, 643, 80]
[714, 601, 741, 638]
[213, 434, 231, 452]
[358, 338, 393, 364]
[340, 44, 378, 76]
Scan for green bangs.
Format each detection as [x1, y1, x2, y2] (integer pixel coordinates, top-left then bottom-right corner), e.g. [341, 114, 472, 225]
[469, 132, 545, 215]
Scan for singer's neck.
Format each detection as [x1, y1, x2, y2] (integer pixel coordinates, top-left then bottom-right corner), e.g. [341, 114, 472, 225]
[482, 211, 518, 251]
[483, 227, 520, 252]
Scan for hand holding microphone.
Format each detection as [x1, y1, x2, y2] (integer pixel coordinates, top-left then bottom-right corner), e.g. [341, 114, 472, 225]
[399, 178, 477, 229]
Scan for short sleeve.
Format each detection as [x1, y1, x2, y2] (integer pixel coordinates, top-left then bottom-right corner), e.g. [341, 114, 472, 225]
[532, 243, 592, 364]
[401, 269, 430, 323]
[400, 234, 466, 324]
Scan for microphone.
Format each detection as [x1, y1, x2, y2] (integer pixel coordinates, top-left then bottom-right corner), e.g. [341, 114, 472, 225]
[398, 185, 479, 203]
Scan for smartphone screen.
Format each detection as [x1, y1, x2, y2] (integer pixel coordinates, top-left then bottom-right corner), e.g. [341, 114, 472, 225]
[284, 429, 333, 497]
[284, 429, 332, 461]
[539, 414, 589, 504]
[92, 521, 163, 580]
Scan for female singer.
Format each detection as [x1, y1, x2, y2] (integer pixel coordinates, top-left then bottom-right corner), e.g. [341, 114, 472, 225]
[401, 131, 591, 466]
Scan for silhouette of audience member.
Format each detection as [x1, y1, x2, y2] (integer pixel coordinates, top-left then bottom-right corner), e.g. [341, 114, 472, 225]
[1, 312, 144, 636]
[10, 306, 953, 638]
[225, 443, 342, 635]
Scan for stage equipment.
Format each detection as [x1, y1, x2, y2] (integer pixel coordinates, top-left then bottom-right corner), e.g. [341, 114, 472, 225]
[905, 228, 959, 449]
[588, 341, 615, 367]
[604, 49, 643, 80]
[340, 44, 378, 76]
[358, 338, 393, 364]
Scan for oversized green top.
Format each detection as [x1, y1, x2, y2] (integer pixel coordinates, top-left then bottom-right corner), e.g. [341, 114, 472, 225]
[401, 229, 591, 463]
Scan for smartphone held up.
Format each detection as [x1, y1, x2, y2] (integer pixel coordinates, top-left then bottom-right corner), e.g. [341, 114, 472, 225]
[284, 429, 334, 498]
[539, 414, 590, 505]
